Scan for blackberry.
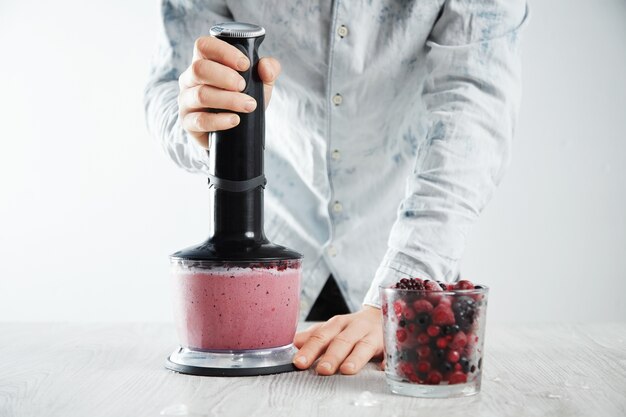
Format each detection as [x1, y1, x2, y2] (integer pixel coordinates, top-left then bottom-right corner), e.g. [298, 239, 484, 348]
[453, 296, 476, 332]
[398, 319, 406, 327]
[394, 278, 425, 290]
[440, 362, 454, 373]
[416, 312, 431, 328]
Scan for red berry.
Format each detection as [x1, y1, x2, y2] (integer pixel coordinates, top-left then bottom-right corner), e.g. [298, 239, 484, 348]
[399, 362, 414, 376]
[447, 350, 460, 363]
[396, 329, 408, 343]
[438, 296, 452, 307]
[432, 305, 455, 326]
[408, 373, 421, 383]
[455, 280, 474, 290]
[417, 346, 431, 358]
[449, 371, 468, 384]
[436, 337, 448, 349]
[412, 299, 434, 314]
[450, 331, 468, 350]
[426, 325, 440, 337]
[417, 332, 430, 345]
[417, 361, 431, 373]
[403, 306, 416, 320]
[427, 370, 443, 384]
[424, 280, 442, 291]
[393, 300, 405, 318]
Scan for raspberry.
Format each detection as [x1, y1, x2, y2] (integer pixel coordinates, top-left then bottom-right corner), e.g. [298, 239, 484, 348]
[455, 280, 474, 290]
[416, 332, 430, 345]
[393, 300, 405, 318]
[427, 370, 443, 384]
[447, 350, 460, 363]
[426, 325, 440, 337]
[412, 299, 434, 314]
[436, 337, 448, 349]
[417, 345, 431, 358]
[450, 331, 468, 350]
[396, 329, 408, 343]
[399, 362, 414, 376]
[449, 371, 468, 384]
[403, 306, 416, 321]
[438, 296, 452, 307]
[432, 305, 455, 326]
[417, 361, 431, 373]
[424, 280, 442, 291]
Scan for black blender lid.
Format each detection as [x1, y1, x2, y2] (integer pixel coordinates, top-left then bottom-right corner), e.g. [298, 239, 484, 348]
[170, 240, 302, 262]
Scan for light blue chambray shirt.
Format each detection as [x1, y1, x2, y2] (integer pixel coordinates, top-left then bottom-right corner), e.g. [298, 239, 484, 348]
[144, 0, 528, 319]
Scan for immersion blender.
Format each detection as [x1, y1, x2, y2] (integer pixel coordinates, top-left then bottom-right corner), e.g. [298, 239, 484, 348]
[166, 23, 303, 377]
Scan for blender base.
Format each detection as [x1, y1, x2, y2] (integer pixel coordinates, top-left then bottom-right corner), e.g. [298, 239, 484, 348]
[165, 344, 299, 377]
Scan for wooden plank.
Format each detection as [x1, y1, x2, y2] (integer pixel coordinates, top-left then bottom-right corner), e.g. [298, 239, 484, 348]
[0, 322, 625, 417]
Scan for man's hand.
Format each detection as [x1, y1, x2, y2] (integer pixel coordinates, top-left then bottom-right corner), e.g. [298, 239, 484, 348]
[178, 36, 281, 148]
[293, 306, 384, 375]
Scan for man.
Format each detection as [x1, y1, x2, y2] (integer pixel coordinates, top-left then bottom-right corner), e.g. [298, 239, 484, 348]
[144, 0, 528, 375]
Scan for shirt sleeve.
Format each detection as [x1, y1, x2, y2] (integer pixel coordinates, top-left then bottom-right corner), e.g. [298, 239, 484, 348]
[363, 1, 529, 308]
[143, 0, 233, 174]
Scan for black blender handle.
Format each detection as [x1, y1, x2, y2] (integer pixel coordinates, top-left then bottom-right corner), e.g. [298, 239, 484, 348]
[208, 23, 266, 189]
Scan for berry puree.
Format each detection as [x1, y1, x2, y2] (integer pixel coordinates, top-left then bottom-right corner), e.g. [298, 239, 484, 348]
[172, 261, 301, 351]
[381, 278, 488, 392]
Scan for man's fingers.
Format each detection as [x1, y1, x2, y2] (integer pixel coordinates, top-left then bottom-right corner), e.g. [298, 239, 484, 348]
[315, 321, 370, 375]
[179, 59, 246, 91]
[258, 57, 281, 109]
[180, 85, 257, 115]
[193, 36, 250, 71]
[258, 57, 281, 84]
[339, 335, 383, 375]
[294, 322, 323, 348]
[182, 111, 240, 136]
[293, 315, 348, 369]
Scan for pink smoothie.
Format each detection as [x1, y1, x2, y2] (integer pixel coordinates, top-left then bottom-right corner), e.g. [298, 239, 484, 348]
[172, 262, 301, 350]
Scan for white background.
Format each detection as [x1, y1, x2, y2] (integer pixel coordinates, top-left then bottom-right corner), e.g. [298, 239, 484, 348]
[1, 0, 624, 323]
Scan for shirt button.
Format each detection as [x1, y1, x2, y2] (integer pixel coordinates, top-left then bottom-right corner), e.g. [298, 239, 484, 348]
[331, 149, 341, 160]
[337, 25, 348, 38]
[332, 201, 343, 213]
[327, 245, 337, 257]
[332, 94, 343, 106]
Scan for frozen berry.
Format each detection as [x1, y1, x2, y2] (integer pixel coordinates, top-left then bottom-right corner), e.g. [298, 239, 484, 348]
[407, 323, 417, 334]
[394, 277, 425, 290]
[455, 280, 474, 290]
[436, 337, 448, 349]
[438, 296, 452, 307]
[417, 346, 431, 358]
[459, 357, 470, 373]
[440, 362, 454, 373]
[393, 300, 405, 318]
[399, 362, 413, 376]
[424, 280, 442, 291]
[447, 350, 460, 363]
[449, 371, 468, 384]
[403, 306, 416, 321]
[412, 299, 434, 314]
[427, 370, 443, 385]
[432, 305, 455, 326]
[415, 312, 431, 327]
[396, 329, 408, 343]
[426, 325, 440, 337]
[450, 331, 468, 350]
[417, 361, 431, 373]
[417, 332, 430, 345]
[434, 349, 445, 360]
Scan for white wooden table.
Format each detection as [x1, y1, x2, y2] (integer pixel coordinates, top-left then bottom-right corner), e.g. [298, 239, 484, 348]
[1, 322, 625, 417]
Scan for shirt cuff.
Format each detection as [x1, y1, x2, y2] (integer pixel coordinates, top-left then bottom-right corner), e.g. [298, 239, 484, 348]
[362, 252, 434, 308]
